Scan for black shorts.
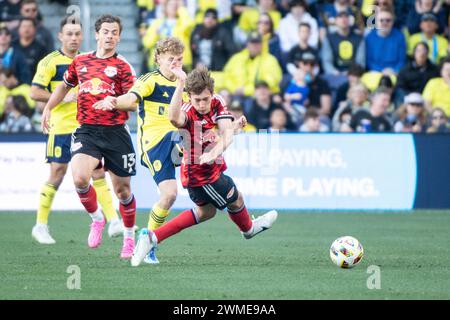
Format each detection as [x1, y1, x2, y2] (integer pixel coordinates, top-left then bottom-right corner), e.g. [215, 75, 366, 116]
[187, 174, 239, 210]
[71, 124, 136, 177]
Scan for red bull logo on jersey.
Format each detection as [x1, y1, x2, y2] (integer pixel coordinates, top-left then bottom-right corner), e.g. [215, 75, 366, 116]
[78, 78, 116, 95]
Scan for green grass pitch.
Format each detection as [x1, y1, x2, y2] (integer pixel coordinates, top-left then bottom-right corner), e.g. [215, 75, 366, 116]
[1, 210, 449, 300]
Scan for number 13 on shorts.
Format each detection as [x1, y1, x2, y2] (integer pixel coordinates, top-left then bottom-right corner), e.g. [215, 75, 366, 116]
[122, 153, 136, 173]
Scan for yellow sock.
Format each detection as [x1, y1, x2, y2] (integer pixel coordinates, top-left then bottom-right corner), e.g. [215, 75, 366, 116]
[36, 183, 57, 224]
[93, 178, 119, 222]
[148, 204, 170, 230]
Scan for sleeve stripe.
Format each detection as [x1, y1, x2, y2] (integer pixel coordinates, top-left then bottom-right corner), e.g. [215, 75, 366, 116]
[63, 77, 76, 88]
[216, 115, 234, 121]
[31, 82, 48, 89]
[130, 91, 142, 103]
[214, 94, 226, 107]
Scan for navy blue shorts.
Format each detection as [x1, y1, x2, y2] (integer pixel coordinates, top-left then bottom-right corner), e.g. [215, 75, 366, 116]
[187, 174, 239, 210]
[141, 131, 183, 185]
[45, 133, 72, 163]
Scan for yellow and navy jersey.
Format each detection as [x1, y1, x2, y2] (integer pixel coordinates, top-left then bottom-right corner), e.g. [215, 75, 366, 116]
[130, 70, 188, 153]
[32, 50, 78, 135]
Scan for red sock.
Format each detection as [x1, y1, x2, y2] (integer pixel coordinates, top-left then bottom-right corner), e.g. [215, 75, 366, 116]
[119, 195, 136, 228]
[154, 209, 197, 243]
[228, 205, 252, 233]
[77, 185, 98, 214]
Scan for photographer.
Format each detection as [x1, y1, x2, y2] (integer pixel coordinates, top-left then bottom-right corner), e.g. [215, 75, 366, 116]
[393, 93, 428, 133]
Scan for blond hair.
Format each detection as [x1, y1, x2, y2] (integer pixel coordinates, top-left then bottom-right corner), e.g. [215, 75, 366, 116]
[154, 37, 184, 66]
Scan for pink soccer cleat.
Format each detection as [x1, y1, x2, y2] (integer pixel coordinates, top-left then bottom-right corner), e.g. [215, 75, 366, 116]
[120, 237, 135, 259]
[88, 219, 106, 248]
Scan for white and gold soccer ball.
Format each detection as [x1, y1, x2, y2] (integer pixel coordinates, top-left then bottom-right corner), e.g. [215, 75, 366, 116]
[330, 236, 364, 268]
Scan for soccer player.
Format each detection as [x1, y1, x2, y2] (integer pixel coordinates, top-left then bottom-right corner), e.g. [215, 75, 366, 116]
[31, 16, 125, 244]
[41, 15, 137, 259]
[93, 37, 187, 264]
[131, 66, 278, 267]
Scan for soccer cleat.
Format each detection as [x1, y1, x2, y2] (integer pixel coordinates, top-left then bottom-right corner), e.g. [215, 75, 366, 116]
[32, 224, 56, 244]
[120, 237, 135, 259]
[108, 220, 139, 238]
[108, 219, 123, 237]
[131, 228, 155, 267]
[143, 247, 160, 264]
[88, 218, 106, 248]
[242, 210, 278, 239]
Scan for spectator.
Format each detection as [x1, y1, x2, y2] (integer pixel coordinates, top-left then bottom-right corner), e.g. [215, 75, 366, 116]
[268, 108, 291, 132]
[406, 0, 447, 35]
[278, 0, 319, 52]
[0, 25, 30, 84]
[142, 0, 195, 71]
[283, 67, 310, 126]
[300, 108, 329, 132]
[238, 0, 282, 34]
[344, 87, 393, 132]
[321, 10, 365, 88]
[407, 13, 448, 65]
[397, 42, 440, 96]
[229, 99, 257, 132]
[393, 93, 428, 132]
[318, 0, 356, 38]
[0, 0, 22, 30]
[365, 9, 406, 74]
[333, 63, 365, 113]
[12, 18, 47, 79]
[245, 81, 283, 129]
[13, 0, 55, 51]
[423, 57, 450, 117]
[186, 0, 232, 24]
[0, 95, 34, 133]
[332, 82, 370, 131]
[223, 31, 282, 97]
[190, 9, 236, 71]
[298, 52, 333, 118]
[286, 22, 319, 77]
[0, 67, 35, 114]
[256, 13, 283, 64]
[426, 107, 450, 133]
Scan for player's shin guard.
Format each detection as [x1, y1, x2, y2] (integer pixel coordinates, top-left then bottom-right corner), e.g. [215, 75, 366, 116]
[153, 209, 198, 243]
[76, 185, 98, 214]
[93, 178, 119, 222]
[36, 183, 57, 224]
[119, 195, 136, 238]
[148, 204, 169, 230]
[228, 205, 253, 233]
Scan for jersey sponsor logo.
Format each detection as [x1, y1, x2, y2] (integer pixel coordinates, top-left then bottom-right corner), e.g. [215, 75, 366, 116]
[153, 160, 162, 172]
[78, 78, 116, 95]
[104, 66, 118, 78]
[71, 142, 83, 152]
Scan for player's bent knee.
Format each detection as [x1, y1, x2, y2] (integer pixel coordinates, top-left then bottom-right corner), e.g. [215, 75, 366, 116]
[72, 175, 91, 189]
[161, 190, 177, 206]
[114, 185, 131, 201]
[227, 192, 244, 211]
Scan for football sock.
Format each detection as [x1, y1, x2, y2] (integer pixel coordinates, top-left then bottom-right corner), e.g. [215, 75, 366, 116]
[93, 178, 119, 222]
[228, 205, 253, 233]
[148, 204, 169, 230]
[153, 209, 197, 243]
[76, 185, 99, 215]
[124, 227, 134, 239]
[119, 195, 136, 231]
[36, 183, 57, 225]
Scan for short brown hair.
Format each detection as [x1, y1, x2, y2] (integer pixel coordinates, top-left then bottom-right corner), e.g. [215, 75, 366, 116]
[95, 14, 122, 33]
[154, 37, 184, 65]
[185, 66, 215, 95]
[60, 15, 82, 31]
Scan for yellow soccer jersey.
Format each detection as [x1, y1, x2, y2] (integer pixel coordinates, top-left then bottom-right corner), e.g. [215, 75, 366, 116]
[32, 50, 78, 135]
[130, 70, 188, 153]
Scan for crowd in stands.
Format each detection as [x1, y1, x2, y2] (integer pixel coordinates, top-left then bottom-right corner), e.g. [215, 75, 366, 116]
[1, 0, 450, 133]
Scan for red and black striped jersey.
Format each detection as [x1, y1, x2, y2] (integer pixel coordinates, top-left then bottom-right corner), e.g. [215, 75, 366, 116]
[63, 51, 136, 126]
[179, 94, 234, 188]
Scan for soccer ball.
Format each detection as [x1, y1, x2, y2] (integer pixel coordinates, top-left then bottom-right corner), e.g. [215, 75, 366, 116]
[329, 236, 364, 268]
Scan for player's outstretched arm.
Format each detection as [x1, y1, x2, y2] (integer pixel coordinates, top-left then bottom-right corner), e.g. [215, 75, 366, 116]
[199, 118, 234, 165]
[168, 65, 187, 128]
[41, 83, 71, 133]
[93, 93, 138, 112]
